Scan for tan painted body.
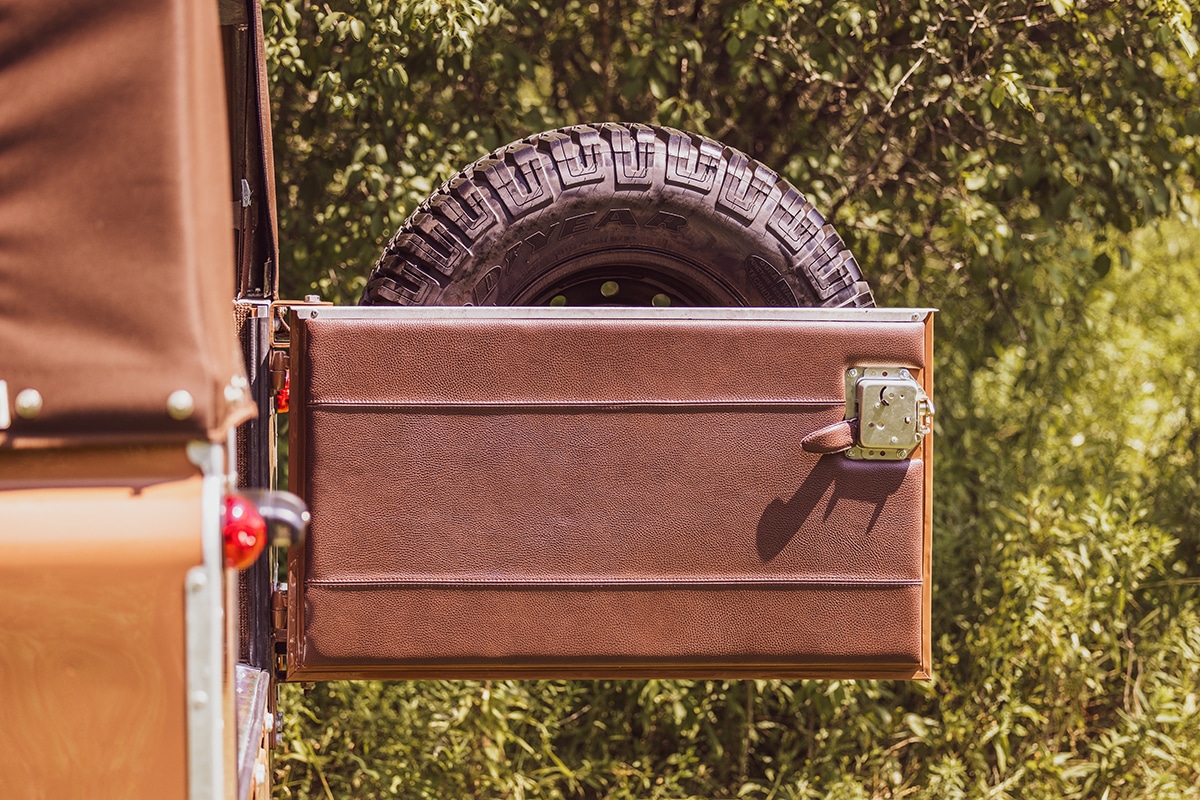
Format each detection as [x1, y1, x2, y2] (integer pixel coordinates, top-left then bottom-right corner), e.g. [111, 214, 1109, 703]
[0, 459, 202, 799]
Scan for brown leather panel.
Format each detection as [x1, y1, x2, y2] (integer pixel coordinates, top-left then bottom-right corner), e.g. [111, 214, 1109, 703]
[297, 585, 923, 677]
[301, 317, 926, 405]
[0, 476, 203, 797]
[303, 409, 923, 584]
[290, 312, 932, 678]
[0, 0, 254, 446]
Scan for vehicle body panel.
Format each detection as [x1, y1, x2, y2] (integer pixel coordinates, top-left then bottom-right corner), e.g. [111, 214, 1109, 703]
[0, 0, 252, 795]
[0, 457, 202, 798]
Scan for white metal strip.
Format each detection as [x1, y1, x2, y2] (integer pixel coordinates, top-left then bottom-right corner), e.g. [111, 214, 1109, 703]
[290, 306, 935, 323]
[185, 441, 229, 800]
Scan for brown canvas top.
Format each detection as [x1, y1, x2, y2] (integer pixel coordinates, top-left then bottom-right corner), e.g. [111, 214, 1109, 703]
[0, 0, 256, 446]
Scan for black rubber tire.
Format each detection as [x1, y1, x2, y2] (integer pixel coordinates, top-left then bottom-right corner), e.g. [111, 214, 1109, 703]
[361, 123, 873, 308]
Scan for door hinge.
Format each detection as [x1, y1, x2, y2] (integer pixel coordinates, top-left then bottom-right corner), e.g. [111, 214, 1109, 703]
[271, 587, 288, 681]
[268, 296, 332, 351]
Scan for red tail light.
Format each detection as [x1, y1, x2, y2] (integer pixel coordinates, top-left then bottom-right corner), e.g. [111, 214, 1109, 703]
[275, 372, 290, 413]
[222, 493, 267, 570]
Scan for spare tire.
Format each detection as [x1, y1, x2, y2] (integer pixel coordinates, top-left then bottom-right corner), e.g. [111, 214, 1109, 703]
[361, 123, 872, 308]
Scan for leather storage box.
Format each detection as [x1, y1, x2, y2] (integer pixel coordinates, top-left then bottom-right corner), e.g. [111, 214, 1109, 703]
[287, 307, 933, 679]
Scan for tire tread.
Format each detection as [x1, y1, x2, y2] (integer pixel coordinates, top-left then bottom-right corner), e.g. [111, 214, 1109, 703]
[363, 123, 873, 308]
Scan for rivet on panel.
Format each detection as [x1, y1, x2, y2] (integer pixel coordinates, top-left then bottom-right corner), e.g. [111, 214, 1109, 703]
[167, 390, 195, 420]
[190, 690, 209, 710]
[15, 388, 43, 419]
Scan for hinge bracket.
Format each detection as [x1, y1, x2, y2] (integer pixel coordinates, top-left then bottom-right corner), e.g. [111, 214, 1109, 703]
[268, 296, 333, 350]
[271, 587, 288, 681]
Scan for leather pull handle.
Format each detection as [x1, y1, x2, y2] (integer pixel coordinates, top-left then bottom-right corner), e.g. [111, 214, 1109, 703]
[801, 419, 857, 454]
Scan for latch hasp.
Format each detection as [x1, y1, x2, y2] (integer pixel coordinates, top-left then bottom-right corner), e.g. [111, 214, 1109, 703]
[844, 367, 934, 461]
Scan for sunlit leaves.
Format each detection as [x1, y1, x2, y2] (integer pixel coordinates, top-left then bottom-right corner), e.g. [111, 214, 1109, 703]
[265, 3, 1200, 797]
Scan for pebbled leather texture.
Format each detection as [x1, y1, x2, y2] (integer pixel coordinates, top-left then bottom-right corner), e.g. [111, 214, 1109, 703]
[289, 314, 932, 679]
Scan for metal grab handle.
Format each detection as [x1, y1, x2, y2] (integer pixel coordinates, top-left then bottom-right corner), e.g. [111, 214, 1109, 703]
[241, 489, 309, 547]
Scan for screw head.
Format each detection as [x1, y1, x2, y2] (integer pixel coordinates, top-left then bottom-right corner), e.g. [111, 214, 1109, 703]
[14, 388, 43, 419]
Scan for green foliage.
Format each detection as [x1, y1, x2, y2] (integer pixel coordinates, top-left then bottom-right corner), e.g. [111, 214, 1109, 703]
[264, 2, 1200, 797]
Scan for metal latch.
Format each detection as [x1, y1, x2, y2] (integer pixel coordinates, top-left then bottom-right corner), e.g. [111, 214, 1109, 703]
[844, 367, 933, 461]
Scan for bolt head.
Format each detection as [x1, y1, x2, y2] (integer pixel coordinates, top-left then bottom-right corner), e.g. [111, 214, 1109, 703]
[167, 390, 195, 420]
[14, 388, 43, 419]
